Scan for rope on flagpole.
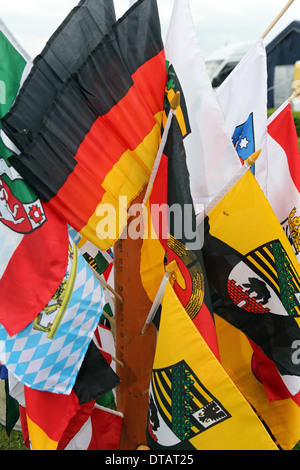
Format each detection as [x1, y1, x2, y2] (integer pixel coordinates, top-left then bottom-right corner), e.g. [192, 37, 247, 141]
[140, 260, 177, 336]
[261, 0, 295, 39]
[142, 92, 180, 207]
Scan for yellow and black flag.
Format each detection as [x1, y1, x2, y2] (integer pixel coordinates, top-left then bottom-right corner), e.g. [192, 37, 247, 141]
[202, 169, 300, 449]
[145, 117, 277, 450]
[146, 281, 278, 450]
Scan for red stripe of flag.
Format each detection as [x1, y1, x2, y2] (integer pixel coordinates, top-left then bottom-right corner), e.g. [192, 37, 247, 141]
[268, 103, 300, 192]
[50, 50, 166, 230]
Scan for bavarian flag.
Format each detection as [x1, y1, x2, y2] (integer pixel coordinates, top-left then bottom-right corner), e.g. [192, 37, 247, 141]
[146, 281, 278, 450]
[202, 169, 300, 425]
[5, 0, 167, 251]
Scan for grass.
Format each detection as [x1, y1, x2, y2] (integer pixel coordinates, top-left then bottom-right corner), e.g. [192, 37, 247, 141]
[0, 424, 28, 450]
[0, 422, 300, 451]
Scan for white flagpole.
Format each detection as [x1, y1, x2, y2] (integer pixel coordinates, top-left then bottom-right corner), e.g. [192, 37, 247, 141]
[140, 261, 177, 335]
[142, 92, 180, 207]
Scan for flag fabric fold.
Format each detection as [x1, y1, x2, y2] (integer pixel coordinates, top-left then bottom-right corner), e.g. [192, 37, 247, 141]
[163, 115, 219, 357]
[4, 0, 167, 251]
[0, 19, 69, 336]
[57, 404, 123, 450]
[214, 314, 300, 450]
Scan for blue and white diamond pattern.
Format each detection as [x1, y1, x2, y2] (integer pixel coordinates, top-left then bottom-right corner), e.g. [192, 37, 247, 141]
[0, 245, 104, 395]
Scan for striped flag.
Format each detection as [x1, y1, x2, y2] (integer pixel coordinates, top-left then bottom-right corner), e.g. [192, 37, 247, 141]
[1, 0, 116, 151]
[202, 169, 300, 448]
[58, 404, 123, 450]
[0, 19, 69, 336]
[266, 100, 300, 260]
[4, 0, 167, 251]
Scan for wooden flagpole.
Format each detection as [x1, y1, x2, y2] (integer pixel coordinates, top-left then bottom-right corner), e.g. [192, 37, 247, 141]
[92, 268, 124, 304]
[113, 92, 180, 449]
[261, 0, 295, 39]
[114, 188, 156, 450]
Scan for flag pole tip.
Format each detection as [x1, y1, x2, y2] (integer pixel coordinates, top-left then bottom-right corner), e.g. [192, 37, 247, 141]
[245, 149, 261, 167]
[170, 91, 180, 111]
[165, 259, 177, 274]
[141, 323, 149, 336]
[288, 86, 300, 102]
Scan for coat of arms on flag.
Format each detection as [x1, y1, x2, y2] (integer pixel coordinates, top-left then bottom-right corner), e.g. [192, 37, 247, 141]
[232, 112, 255, 173]
[148, 359, 231, 447]
[226, 239, 300, 316]
[0, 157, 46, 233]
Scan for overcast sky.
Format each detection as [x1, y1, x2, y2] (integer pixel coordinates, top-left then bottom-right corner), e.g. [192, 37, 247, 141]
[0, 0, 298, 59]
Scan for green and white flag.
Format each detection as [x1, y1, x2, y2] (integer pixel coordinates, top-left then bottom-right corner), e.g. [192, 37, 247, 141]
[0, 18, 30, 117]
[0, 19, 68, 337]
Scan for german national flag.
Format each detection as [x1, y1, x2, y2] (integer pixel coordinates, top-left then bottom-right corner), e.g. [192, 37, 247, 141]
[7, 0, 167, 250]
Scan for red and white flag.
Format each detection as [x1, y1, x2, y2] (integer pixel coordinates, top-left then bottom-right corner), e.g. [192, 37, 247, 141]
[266, 100, 300, 262]
[58, 403, 123, 450]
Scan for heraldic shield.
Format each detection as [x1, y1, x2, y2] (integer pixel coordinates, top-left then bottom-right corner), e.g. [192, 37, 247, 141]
[146, 359, 231, 450]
